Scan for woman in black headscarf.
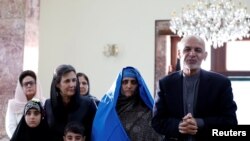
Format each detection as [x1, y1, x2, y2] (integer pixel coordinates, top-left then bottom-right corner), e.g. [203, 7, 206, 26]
[44, 64, 97, 141]
[77, 72, 100, 108]
[10, 99, 51, 141]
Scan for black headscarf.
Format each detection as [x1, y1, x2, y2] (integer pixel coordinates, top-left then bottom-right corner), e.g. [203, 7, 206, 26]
[10, 100, 51, 141]
[77, 72, 100, 107]
[50, 64, 81, 120]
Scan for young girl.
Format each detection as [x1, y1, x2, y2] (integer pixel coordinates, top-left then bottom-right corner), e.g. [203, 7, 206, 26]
[10, 99, 51, 141]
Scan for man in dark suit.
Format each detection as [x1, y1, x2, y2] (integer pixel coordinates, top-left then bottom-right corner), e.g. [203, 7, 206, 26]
[152, 35, 238, 141]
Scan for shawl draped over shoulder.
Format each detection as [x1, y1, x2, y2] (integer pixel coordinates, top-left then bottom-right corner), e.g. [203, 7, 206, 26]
[91, 66, 154, 141]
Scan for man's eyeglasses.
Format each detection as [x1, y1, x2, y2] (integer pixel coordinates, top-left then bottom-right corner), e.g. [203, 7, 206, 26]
[22, 81, 36, 87]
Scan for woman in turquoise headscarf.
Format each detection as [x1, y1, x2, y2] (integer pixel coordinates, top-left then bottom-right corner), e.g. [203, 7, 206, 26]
[91, 66, 163, 141]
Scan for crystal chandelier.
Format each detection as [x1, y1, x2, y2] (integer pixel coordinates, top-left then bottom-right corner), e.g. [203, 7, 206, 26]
[170, 0, 250, 48]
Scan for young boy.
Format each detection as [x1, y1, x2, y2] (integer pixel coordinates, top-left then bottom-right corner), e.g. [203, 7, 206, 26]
[63, 122, 86, 141]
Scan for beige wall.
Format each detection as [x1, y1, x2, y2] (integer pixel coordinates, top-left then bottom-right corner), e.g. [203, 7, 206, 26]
[38, 0, 250, 99]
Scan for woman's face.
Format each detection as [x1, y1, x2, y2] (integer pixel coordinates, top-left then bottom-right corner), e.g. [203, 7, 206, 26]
[22, 76, 36, 101]
[121, 77, 138, 97]
[78, 76, 89, 96]
[57, 71, 77, 98]
[25, 109, 41, 128]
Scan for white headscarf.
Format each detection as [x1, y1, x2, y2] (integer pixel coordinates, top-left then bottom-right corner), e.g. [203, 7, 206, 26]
[8, 80, 45, 114]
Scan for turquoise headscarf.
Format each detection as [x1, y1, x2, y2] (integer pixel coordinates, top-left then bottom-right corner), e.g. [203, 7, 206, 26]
[91, 66, 154, 141]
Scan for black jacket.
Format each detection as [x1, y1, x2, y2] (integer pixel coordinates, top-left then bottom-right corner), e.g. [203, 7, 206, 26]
[44, 96, 96, 141]
[152, 69, 238, 141]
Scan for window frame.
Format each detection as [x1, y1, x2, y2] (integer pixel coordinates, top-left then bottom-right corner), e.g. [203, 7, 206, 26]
[155, 20, 250, 94]
[211, 40, 250, 77]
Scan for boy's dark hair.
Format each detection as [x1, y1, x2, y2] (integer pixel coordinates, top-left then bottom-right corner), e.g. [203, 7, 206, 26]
[19, 70, 37, 86]
[64, 122, 85, 137]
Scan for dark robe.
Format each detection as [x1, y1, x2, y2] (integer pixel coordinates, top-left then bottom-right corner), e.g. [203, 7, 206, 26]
[116, 93, 164, 141]
[10, 116, 51, 141]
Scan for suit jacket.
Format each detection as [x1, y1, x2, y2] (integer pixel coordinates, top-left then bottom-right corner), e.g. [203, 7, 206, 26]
[152, 69, 237, 141]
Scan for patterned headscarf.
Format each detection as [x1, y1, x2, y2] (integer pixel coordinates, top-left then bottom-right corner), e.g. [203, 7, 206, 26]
[24, 99, 42, 115]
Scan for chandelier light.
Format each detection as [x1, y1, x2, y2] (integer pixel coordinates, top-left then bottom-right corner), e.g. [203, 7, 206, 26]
[170, 0, 250, 48]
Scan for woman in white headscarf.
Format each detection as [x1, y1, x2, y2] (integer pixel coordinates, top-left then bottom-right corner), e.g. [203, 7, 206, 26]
[5, 70, 45, 138]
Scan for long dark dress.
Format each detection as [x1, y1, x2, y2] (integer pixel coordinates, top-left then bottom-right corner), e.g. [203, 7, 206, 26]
[10, 116, 51, 141]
